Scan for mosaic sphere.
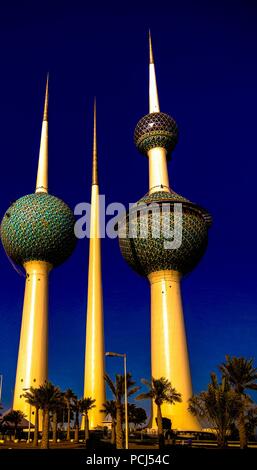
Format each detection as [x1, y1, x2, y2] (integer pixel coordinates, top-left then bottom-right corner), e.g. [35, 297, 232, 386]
[134, 112, 178, 156]
[118, 191, 211, 277]
[1, 193, 77, 267]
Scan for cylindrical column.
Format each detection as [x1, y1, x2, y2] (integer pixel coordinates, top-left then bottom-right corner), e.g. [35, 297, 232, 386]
[84, 184, 105, 428]
[148, 270, 201, 431]
[13, 260, 52, 422]
[148, 147, 170, 194]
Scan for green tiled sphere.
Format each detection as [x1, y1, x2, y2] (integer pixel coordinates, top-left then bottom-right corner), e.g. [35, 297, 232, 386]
[134, 112, 178, 156]
[118, 191, 211, 277]
[1, 193, 76, 267]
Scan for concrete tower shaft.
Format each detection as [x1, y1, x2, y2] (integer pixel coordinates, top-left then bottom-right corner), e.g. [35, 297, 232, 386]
[12, 261, 51, 419]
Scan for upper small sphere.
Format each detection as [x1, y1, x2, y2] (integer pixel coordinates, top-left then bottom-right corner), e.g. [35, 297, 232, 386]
[1, 193, 77, 267]
[134, 112, 178, 156]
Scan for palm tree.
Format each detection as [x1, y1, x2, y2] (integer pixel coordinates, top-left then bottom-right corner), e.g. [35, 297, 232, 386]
[219, 355, 257, 449]
[101, 400, 116, 444]
[64, 388, 76, 441]
[245, 406, 257, 440]
[37, 382, 63, 449]
[3, 410, 25, 438]
[51, 394, 65, 444]
[0, 403, 3, 431]
[72, 396, 80, 443]
[23, 387, 42, 447]
[137, 377, 181, 448]
[104, 373, 139, 449]
[128, 404, 147, 429]
[79, 397, 96, 441]
[189, 373, 242, 448]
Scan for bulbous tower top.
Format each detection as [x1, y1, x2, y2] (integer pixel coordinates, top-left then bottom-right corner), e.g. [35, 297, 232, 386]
[118, 191, 211, 277]
[1, 193, 76, 267]
[134, 112, 178, 157]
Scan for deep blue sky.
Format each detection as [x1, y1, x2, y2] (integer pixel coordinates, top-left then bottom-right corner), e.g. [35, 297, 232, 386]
[1, 0, 257, 415]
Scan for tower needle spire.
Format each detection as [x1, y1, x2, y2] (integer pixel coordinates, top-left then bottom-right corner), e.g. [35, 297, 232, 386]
[36, 75, 49, 193]
[92, 97, 98, 185]
[149, 29, 154, 64]
[149, 30, 160, 113]
[43, 73, 49, 121]
[83, 98, 105, 429]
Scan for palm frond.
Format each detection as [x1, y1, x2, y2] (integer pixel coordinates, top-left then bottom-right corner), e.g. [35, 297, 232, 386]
[128, 386, 140, 397]
[136, 392, 153, 401]
[104, 373, 117, 397]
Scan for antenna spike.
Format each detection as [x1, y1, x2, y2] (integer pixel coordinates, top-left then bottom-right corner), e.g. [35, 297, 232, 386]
[92, 98, 98, 185]
[35, 76, 49, 193]
[43, 73, 49, 122]
[149, 30, 154, 64]
[149, 32, 160, 113]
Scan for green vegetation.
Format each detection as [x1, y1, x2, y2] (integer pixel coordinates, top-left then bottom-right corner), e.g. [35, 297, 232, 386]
[104, 372, 140, 449]
[101, 400, 116, 444]
[79, 397, 96, 441]
[220, 356, 257, 449]
[128, 404, 147, 428]
[189, 373, 241, 447]
[23, 387, 42, 446]
[137, 377, 181, 448]
[1, 355, 257, 450]
[2, 410, 25, 438]
[63, 388, 76, 441]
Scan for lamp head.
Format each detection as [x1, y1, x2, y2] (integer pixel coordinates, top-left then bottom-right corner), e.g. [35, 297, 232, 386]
[105, 352, 124, 358]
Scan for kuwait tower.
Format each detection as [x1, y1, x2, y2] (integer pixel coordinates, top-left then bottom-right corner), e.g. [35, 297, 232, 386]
[118, 34, 212, 430]
[0, 79, 77, 422]
[83, 101, 106, 428]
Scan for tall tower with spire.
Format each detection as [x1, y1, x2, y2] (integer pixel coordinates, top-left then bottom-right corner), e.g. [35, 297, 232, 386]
[118, 34, 211, 430]
[83, 101, 105, 428]
[0, 79, 76, 422]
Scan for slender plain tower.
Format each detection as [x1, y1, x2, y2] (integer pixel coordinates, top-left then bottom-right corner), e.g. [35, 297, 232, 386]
[0, 80, 76, 422]
[83, 101, 105, 428]
[118, 34, 211, 430]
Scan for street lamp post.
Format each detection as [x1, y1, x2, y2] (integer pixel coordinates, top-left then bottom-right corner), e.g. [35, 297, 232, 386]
[105, 352, 129, 449]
